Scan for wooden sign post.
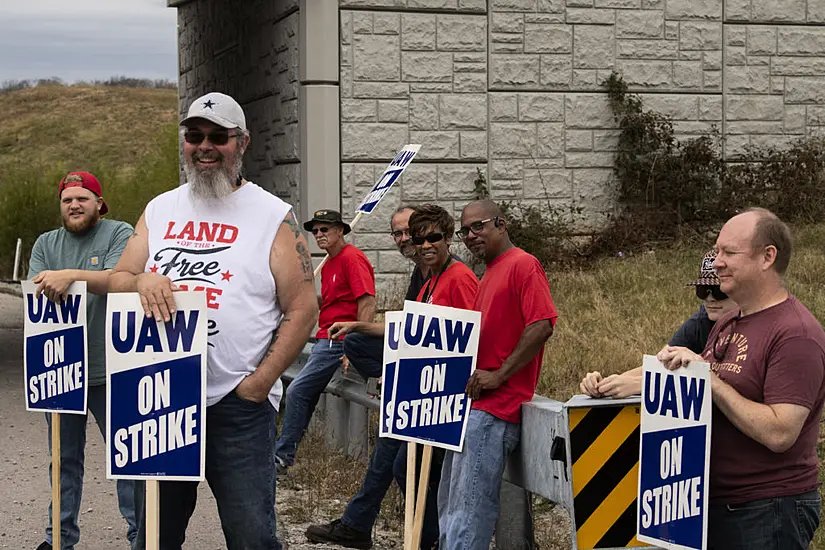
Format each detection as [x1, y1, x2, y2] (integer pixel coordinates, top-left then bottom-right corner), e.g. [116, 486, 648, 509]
[51, 413, 61, 550]
[146, 480, 160, 550]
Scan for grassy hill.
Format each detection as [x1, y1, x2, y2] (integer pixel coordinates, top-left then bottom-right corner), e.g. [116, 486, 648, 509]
[0, 85, 180, 277]
[0, 85, 178, 174]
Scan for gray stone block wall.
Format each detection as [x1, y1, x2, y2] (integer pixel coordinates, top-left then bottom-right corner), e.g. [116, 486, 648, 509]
[176, 0, 301, 206]
[174, 0, 825, 287]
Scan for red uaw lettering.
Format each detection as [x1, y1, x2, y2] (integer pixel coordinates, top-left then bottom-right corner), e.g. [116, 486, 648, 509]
[196, 222, 218, 242]
[163, 221, 239, 244]
[216, 224, 238, 243]
[164, 221, 177, 240]
[176, 285, 222, 310]
[179, 221, 196, 241]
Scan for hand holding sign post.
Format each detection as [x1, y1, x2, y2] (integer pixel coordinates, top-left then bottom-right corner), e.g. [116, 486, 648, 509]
[106, 291, 208, 550]
[382, 301, 481, 550]
[637, 354, 712, 550]
[313, 144, 421, 277]
[23, 280, 89, 550]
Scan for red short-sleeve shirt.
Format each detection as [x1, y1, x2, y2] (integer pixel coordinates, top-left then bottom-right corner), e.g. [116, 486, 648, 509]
[317, 244, 375, 339]
[472, 247, 558, 423]
[416, 260, 478, 310]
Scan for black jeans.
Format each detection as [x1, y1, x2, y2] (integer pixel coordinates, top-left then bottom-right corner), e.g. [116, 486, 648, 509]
[709, 489, 821, 550]
[340, 332, 442, 549]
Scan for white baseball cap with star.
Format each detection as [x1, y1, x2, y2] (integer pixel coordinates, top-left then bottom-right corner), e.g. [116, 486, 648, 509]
[181, 92, 247, 132]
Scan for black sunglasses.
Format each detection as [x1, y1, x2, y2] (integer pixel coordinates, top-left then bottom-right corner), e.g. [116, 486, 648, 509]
[457, 217, 498, 239]
[696, 285, 728, 301]
[311, 227, 331, 235]
[411, 232, 445, 245]
[184, 129, 238, 146]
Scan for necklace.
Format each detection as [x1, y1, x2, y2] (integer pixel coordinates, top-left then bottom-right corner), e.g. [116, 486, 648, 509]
[421, 256, 452, 304]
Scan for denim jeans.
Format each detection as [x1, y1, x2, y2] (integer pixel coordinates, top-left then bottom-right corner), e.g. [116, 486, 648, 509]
[45, 383, 137, 549]
[708, 489, 820, 550]
[275, 338, 344, 465]
[438, 409, 520, 550]
[132, 390, 281, 550]
[340, 332, 442, 548]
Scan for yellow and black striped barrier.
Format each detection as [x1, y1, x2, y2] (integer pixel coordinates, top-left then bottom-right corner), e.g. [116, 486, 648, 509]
[568, 402, 647, 550]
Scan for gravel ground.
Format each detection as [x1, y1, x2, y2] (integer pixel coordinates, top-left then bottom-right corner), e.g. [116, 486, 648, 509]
[0, 292, 402, 549]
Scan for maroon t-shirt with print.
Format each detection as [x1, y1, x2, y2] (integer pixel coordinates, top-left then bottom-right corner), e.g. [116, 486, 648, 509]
[701, 296, 825, 504]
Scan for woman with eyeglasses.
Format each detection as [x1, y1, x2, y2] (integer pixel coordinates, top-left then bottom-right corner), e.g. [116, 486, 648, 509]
[580, 250, 738, 398]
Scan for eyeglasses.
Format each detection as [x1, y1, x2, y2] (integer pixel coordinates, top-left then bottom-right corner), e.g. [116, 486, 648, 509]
[696, 285, 728, 301]
[411, 232, 445, 245]
[390, 228, 411, 239]
[184, 129, 238, 146]
[457, 217, 498, 239]
[311, 227, 331, 235]
[712, 314, 740, 361]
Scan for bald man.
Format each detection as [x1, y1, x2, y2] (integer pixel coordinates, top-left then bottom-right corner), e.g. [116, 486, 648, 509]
[659, 208, 825, 549]
[437, 200, 558, 550]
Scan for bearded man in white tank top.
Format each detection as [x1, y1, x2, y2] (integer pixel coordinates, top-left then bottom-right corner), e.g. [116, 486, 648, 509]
[109, 92, 319, 550]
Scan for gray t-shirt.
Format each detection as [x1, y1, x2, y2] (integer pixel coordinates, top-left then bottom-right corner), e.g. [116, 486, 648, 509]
[28, 218, 133, 386]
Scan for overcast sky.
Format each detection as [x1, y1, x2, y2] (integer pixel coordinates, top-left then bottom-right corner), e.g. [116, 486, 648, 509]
[1, 0, 178, 83]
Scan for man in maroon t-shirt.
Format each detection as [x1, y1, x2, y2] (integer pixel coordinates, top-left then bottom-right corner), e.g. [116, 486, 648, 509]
[437, 200, 558, 550]
[275, 209, 376, 473]
[659, 208, 825, 549]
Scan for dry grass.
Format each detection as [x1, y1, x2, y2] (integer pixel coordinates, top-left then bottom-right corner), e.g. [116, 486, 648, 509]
[0, 85, 177, 174]
[289, 225, 825, 547]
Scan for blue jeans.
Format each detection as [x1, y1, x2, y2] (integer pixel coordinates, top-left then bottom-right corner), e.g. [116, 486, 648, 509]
[45, 383, 137, 549]
[708, 489, 820, 550]
[340, 332, 442, 548]
[275, 338, 344, 466]
[438, 409, 520, 550]
[132, 390, 281, 550]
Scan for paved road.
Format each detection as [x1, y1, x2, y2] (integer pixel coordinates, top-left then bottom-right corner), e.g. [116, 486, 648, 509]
[0, 293, 397, 549]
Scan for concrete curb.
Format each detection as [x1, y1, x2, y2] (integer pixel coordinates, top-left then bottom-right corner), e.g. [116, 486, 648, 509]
[0, 281, 22, 298]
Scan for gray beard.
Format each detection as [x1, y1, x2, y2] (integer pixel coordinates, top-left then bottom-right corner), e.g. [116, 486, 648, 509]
[185, 155, 243, 202]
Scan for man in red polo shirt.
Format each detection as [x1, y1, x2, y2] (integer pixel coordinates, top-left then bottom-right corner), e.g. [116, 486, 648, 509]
[438, 199, 558, 550]
[275, 209, 376, 474]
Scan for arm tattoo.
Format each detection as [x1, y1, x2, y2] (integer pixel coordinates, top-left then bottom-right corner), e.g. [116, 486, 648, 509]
[284, 211, 301, 240]
[130, 230, 139, 239]
[296, 242, 313, 282]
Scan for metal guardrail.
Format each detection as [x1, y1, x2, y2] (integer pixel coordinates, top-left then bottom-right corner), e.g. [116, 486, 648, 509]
[282, 344, 569, 550]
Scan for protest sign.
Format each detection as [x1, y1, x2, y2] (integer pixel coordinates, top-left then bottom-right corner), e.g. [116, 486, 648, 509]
[637, 354, 712, 550]
[106, 292, 208, 481]
[314, 144, 422, 278]
[380, 311, 403, 438]
[357, 144, 421, 214]
[386, 300, 480, 452]
[23, 281, 88, 414]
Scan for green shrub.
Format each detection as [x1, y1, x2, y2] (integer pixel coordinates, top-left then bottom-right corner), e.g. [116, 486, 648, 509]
[0, 121, 179, 278]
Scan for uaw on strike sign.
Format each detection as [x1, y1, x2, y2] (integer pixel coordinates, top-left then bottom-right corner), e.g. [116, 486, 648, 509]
[637, 354, 712, 550]
[381, 301, 480, 451]
[106, 292, 207, 481]
[23, 281, 88, 414]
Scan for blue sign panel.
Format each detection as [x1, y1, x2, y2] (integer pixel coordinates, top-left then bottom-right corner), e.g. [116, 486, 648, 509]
[390, 356, 473, 450]
[22, 282, 88, 414]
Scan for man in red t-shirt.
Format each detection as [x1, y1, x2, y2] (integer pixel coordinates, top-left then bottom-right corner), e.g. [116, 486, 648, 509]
[275, 209, 376, 473]
[659, 208, 825, 549]
[437, 199, 558, 550]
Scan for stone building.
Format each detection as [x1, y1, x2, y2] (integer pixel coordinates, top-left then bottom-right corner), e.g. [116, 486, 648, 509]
[169, 0, 825, 292]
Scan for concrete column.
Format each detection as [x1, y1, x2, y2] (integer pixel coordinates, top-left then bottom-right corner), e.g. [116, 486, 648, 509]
[299, 0, 340, 256]
[347, 402, 370, 460]
[495, 481, 535, 549]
